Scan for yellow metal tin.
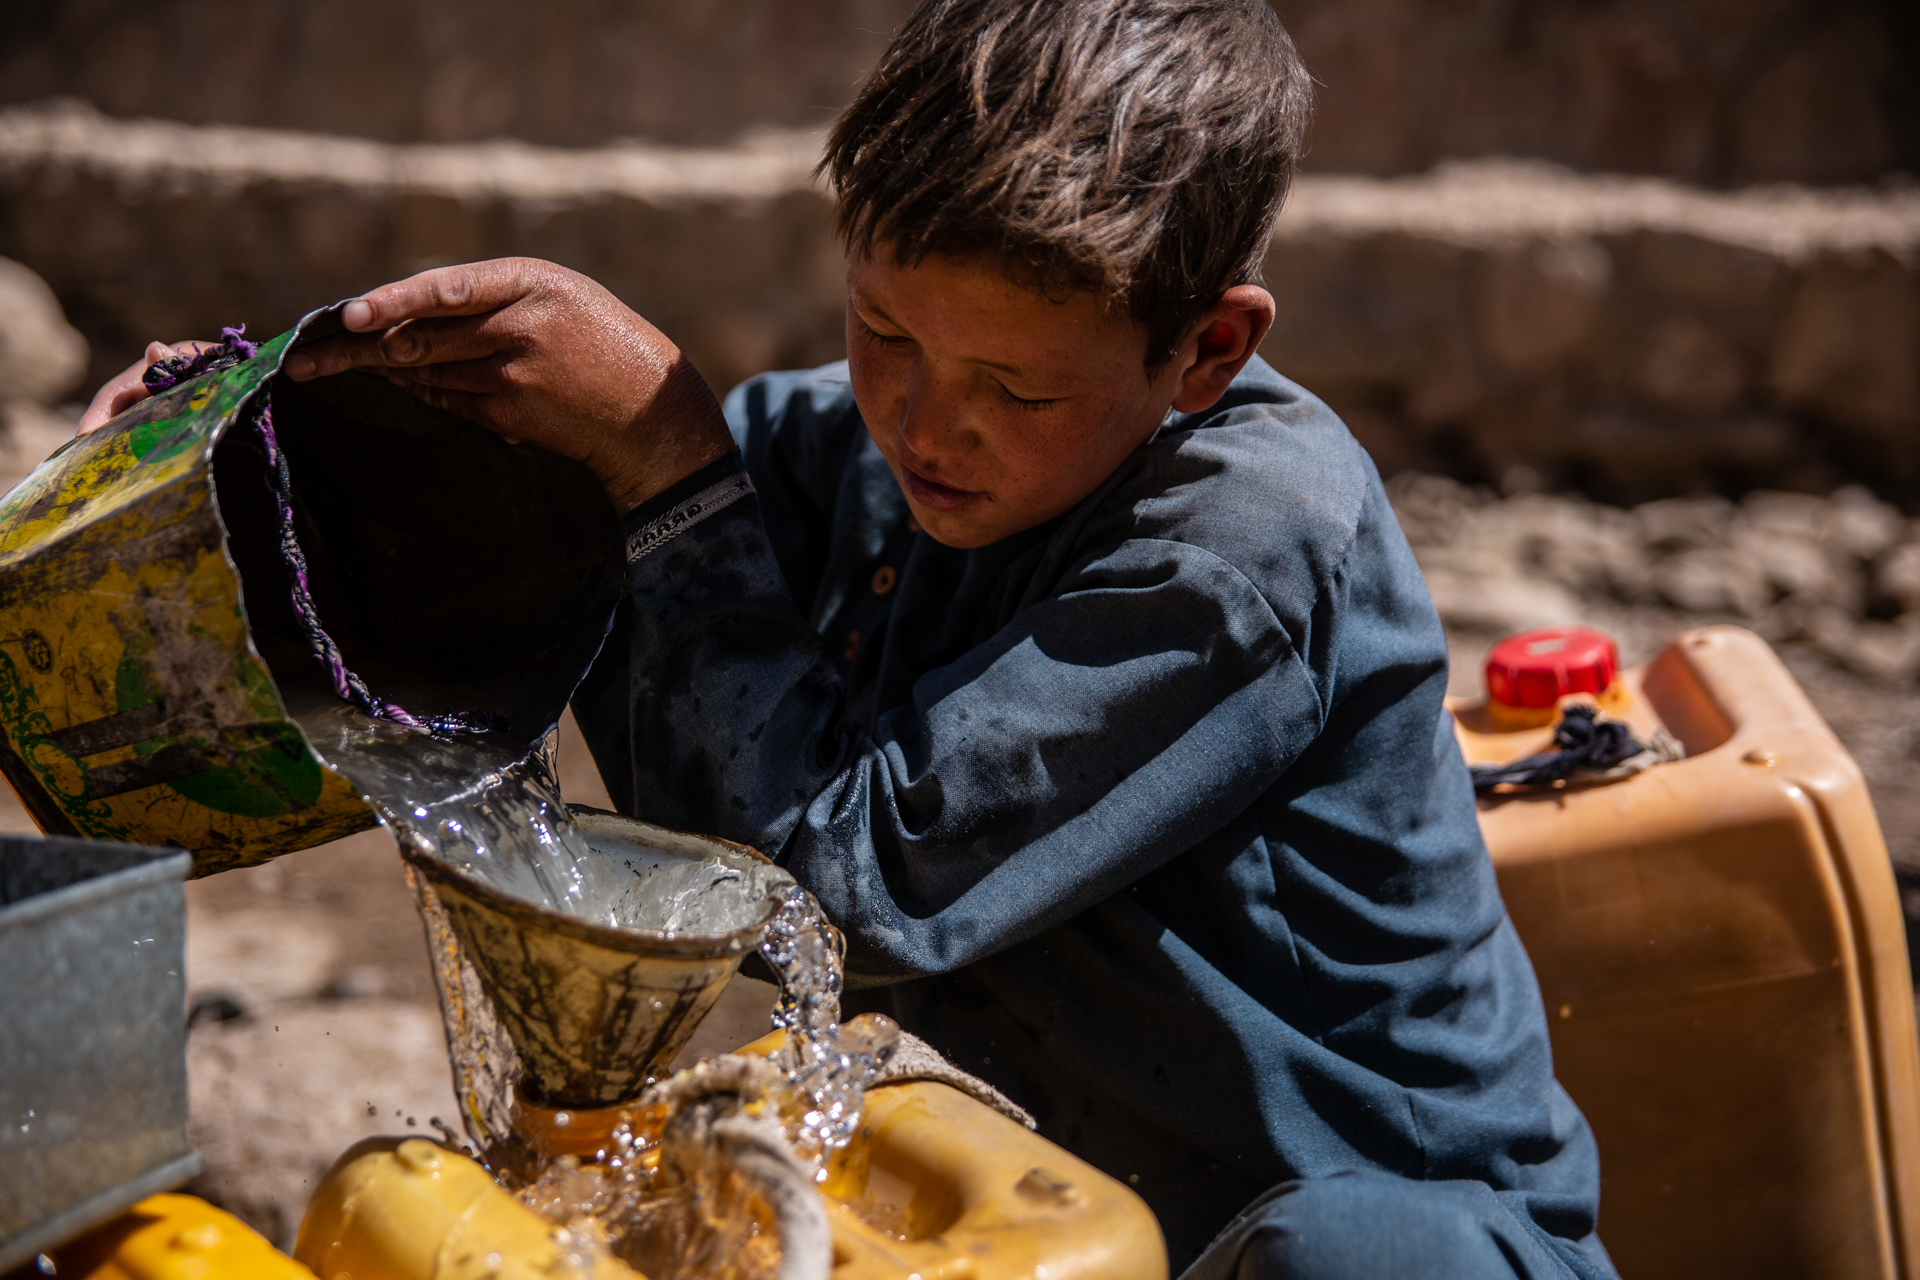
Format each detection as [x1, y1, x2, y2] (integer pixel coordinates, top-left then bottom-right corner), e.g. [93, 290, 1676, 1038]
[0, 306, 625, 876]
[0, 324, 372, 872]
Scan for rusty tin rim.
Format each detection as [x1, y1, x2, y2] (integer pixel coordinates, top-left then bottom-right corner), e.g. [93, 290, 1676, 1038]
[399, 806, 789, 958]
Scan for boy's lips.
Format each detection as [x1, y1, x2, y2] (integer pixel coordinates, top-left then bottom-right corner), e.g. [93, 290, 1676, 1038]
[901, 463, 983, 513]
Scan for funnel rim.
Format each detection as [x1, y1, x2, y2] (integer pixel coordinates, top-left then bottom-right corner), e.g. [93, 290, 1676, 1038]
[398, 810, 789, 957]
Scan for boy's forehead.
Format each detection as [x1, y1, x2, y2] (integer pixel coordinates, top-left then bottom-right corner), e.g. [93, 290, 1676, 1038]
[847, 250, 1146, 368]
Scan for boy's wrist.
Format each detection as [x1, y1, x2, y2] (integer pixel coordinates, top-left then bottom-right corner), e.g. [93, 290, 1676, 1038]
[596, 356, 736, 516]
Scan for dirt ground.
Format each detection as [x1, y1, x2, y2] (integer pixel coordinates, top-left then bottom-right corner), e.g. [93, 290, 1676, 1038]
[3, 605, 1916, 1245]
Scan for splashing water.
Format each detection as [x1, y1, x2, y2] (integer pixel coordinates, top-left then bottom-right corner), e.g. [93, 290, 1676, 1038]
[296, 701, 785, 936]
[295, 701, 610, 923]
[292, 698, 892, 1278]
[762, 888, 894, 1167]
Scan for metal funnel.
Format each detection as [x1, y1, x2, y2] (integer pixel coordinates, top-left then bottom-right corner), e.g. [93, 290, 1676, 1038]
[404, 811, 792, 1111]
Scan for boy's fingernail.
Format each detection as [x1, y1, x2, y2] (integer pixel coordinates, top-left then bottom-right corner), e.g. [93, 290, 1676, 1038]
[286, 354, 316, 380]
[342, 299, 374, 330]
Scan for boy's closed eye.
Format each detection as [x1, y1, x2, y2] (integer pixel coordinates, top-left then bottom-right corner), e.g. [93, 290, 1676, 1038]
[856, 315, 912, 348]
[854, 312, 1063, 410]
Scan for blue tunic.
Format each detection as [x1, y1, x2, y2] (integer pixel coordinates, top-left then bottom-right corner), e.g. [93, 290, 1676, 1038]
[572, 357, 1612, 1275]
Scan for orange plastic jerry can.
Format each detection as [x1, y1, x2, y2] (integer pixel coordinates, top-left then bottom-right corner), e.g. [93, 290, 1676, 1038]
[1454, 625, 1920, 1280]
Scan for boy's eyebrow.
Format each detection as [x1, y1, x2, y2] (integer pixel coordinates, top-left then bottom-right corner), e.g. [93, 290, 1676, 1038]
[851, 290, 1031, 378]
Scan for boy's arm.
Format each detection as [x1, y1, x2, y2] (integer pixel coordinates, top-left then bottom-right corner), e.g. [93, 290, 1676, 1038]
[720, 365, 865, 621]
[572, 452, 1329, 983]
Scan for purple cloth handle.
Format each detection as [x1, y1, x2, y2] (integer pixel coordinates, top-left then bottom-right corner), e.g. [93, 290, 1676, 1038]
[144, 328, 504, 736]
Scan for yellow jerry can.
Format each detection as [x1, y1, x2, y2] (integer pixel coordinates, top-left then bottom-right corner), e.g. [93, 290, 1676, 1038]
[1455, 625, 1920, 1280]
[297, 1041, 1166, 1280]
[27, 1193, 317, 1280]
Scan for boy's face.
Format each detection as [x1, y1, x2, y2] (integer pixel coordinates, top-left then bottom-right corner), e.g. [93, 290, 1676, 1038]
[845, 251, 1187, 549]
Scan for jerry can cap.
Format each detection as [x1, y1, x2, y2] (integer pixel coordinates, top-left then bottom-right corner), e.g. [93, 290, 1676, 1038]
[1485, 626, 1618, 708]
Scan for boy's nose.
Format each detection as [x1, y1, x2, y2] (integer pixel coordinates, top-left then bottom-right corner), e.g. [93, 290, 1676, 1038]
[896, 368, 973, 461]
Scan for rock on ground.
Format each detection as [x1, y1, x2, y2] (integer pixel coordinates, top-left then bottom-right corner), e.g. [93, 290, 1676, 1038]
[0, 254, 86, 406]
[1394, 474, 1920, 871]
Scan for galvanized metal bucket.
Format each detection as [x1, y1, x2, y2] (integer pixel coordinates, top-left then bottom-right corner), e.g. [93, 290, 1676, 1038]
[0, 305, 626, 874]
[0, 832, 197, 1272]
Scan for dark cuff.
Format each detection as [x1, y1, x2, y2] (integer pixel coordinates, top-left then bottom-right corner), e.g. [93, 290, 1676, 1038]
[619, 453, 752, 569]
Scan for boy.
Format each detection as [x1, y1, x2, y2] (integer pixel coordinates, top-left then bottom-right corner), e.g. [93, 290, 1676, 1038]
[89, 1, 1615, 1275]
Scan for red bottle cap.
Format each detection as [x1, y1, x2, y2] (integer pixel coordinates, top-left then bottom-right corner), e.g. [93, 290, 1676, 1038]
[1484, 626, 1618, 708]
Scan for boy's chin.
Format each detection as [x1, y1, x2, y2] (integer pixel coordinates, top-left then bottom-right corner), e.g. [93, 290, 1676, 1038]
[909, 503, 1005, 549]
[910, 504, 1044, 549]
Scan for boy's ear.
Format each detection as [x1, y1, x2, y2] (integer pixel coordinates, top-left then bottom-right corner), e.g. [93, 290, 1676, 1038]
[1169, 285, 1275, 414]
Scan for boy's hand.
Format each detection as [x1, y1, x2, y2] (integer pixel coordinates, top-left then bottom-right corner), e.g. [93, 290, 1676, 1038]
[284, 259, 732, 515]
[77, 340, 217, 435]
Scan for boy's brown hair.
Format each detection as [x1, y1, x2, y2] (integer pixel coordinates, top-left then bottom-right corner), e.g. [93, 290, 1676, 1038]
[821, 0, 1311, 368]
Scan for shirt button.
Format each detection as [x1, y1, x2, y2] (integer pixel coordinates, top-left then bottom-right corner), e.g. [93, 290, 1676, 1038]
[843, 630, 860, 661]
[871, 565, 898, 596]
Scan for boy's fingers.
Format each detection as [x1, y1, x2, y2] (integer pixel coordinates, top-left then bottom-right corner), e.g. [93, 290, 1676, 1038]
[76, 340, 196, 434]
[343, 259, 543, 332]
[287, 314, 509, 381]
[385, 356, 510, 395]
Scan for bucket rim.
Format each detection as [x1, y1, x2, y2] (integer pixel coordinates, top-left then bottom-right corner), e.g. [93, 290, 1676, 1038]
[399, 806, 790, 957]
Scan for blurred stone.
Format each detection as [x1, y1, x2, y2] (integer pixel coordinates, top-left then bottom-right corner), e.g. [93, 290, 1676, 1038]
[0, 101, 842, 399]
[1771, 248, 1920, 457]
[1633, 495, 1736, 552]
[1386, 471, 1485, 546]
[3, 107, 1919, 501]
[1478, 237, 1611, 373]
[0, 2, 918, 149]
[1634, 319, 1744, 418]
[0, 0, 1908, 187]
[1650, 546, 1772, 618]
[1418, 569, 1585, 635]
[1824, 486, 1909, 562]
[1503, 496, 1651, 602]
[1728, 524, 1856, 611]
[1876, 542, 1920, 617]
[1803, 609, 1920, 684]
[1736, 489, 1831, 538]
[0, 255, 86, 405]
[1725, 5, 1904, 186]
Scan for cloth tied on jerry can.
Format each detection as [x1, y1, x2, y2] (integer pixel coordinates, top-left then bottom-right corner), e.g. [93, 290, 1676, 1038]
[0, 304, 626, 874]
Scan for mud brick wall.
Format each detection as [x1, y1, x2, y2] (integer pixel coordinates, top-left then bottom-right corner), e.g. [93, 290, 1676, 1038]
[1272, 0, 1920, 185]
[1271, 163, 1920, 501]
[3, 0, 1912, 185]
[0, 104, 846, 402]
[1, 103, 1916, 504]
